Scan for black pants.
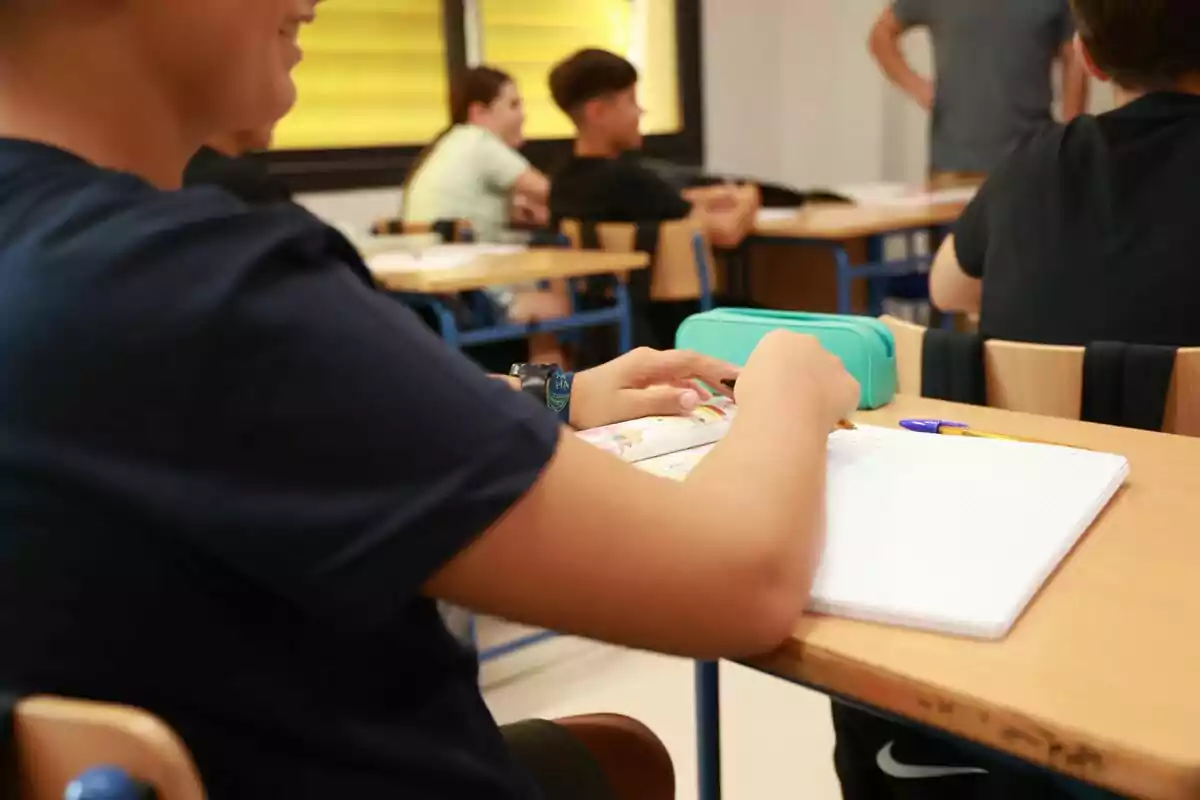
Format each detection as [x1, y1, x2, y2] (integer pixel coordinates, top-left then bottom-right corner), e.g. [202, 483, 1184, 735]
[832, 704, 1122, 800]
[502, 720, 615, 800]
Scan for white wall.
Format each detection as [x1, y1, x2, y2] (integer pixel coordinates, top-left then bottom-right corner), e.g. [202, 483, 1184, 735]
[295, 187, 402, 234]
[704, 0, 1116, 189]
[704, 0, 888, 188]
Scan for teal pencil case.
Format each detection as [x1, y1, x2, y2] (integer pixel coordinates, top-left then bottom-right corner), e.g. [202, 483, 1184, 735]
[675, 309, 896, 409]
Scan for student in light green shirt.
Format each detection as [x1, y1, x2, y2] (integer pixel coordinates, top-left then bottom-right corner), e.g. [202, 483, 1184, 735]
[405, 66, 551, 238]
[405, 122, 532, 241]
[404, 66, 565, 364]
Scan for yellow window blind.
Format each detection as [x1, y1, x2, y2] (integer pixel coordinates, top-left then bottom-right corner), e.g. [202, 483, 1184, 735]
[480, 0, 636, 140]
[635, 0, 681, 136]
[273, 0, 448, 151]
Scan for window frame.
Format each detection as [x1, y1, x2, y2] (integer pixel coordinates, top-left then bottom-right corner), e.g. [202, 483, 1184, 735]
[266, 0, 705, 193]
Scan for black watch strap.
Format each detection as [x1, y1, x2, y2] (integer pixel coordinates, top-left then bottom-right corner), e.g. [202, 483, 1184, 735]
[509, 363, 573, 424]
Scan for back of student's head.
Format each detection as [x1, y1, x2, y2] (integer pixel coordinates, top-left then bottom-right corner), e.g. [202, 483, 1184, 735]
[1070, 0, 1200, 89]
[549, 49, 642, 150]
[405, 65, 519, 188]
[449, 66, 514, 126]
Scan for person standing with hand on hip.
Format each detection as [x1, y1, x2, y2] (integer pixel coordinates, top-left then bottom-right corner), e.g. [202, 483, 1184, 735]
[869, 0, 1090, 185]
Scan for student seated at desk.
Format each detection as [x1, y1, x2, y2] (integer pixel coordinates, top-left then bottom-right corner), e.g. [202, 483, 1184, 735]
[0, 1, 861, 798]
[547, 49, 760, 249]
[929, 0, 1200, 347]
[405, 66, 568, 364]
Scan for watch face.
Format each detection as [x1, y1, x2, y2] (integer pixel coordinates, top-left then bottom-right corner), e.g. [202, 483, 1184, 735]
[547, 371, 572, 413]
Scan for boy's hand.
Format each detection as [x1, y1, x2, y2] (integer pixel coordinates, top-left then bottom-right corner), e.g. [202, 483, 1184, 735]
[570, 348, 739, 429]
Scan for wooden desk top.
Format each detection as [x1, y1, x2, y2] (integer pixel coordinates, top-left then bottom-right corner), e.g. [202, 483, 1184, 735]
[753, 201, 967, 240]
[370, 250, 649, 294]
[747, 395, 1200, 800]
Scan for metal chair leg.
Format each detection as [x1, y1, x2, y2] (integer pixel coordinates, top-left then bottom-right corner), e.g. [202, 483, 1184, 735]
[696, 660, 722, 800]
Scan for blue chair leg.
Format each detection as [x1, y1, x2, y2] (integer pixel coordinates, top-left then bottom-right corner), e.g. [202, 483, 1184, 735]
[866, 235, 888, 317]
[832, 245, 854, 316]
[696, 660, 722, 800]
[692, 233, 715, 312]
[614, 279, 633, 353]
[430, 298, 462, 348]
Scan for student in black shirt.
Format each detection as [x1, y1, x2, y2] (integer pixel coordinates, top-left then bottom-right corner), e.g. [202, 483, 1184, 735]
[930, 0, 1200, 347]
[183, 126, 293, 205]
[0, 1, 861, 798]
[547, 49, 760, 248]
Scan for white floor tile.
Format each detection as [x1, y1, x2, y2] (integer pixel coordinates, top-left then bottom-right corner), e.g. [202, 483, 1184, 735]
[478, 619, 842, 800]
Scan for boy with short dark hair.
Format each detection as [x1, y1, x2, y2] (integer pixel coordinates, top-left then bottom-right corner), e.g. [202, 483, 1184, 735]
[548, 48, 759, 249]
[930, 0, 1200, 347]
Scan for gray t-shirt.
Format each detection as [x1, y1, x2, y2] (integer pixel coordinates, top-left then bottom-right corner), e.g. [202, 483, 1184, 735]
[894, 0, 1075, 174]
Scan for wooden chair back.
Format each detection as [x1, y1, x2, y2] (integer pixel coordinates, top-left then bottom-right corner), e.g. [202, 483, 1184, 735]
[14, 696, 205, 800]
[878, 315, 1200, 437]
[559, 219, 715, 301]
[881, 315, 925, 397]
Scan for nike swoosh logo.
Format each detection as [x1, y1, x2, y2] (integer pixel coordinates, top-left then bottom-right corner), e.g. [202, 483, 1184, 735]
[876, 741, 989, 780]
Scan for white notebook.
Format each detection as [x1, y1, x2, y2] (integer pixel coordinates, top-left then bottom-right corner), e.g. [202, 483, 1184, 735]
[582, 411, 1130, 640]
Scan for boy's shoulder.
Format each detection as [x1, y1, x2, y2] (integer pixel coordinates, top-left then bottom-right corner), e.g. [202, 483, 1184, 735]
[992, 120, 1074, 181]
[0, 139, 366, 320]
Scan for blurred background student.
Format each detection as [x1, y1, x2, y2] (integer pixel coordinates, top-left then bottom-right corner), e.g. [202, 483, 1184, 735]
[405, 66, 567, 365]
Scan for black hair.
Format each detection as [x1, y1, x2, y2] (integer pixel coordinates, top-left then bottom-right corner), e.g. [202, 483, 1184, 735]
[1070, 0, 1200, 89]
[549, 48, 638, 118]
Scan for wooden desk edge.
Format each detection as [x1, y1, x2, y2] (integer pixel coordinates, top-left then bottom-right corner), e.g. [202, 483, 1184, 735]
[374, 252, 650, 294]
[744, 641, 1200, 800]
[751, 204, 966, 241]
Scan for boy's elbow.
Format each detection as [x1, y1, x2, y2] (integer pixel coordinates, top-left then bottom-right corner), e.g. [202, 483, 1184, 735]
[930, 274, 980, 314]
[928, 278, 955, 312]
[734, 582, 810, 657]
[707, 219, 746, 250]
[867, 27, 882, 59]
[867, 21, 895, 63]
[721, 515, 818, 656]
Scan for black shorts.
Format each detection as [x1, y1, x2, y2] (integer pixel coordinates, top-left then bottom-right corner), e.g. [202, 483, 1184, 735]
[832, 703, 1125, 800]
[502, 720, 615, 800]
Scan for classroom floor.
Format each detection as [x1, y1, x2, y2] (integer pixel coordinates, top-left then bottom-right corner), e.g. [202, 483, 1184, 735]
[479, 620, 843, 800]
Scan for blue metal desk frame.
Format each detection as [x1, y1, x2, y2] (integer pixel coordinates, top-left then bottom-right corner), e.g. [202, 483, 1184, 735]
[746, 225, 949, 317]
[396, 277, 635, 357]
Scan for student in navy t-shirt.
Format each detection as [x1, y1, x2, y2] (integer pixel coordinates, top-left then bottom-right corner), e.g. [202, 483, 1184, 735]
[0, 0, 860, 798]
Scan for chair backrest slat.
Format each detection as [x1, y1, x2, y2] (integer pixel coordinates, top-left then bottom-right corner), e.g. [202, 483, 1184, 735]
[559, 219, 714, 301]
[879, 315, 925, 396]
[878, 315, 1200, 437]
[983, 339, 1085, 420]
[15, 696, 205, 800]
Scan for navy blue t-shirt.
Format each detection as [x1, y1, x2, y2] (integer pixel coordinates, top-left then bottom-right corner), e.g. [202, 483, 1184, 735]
[0, 139, 559, 798]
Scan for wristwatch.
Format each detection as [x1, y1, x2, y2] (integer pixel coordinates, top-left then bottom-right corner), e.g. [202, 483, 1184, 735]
[510, 363, 574, 424]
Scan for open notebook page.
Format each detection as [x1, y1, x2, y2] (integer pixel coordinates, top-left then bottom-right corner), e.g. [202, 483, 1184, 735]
[632, 425, 1129, 639]
[575, 398, 735, 464]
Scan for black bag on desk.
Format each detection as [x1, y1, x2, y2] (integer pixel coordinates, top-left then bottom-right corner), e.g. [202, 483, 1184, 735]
[637, 158, 852, 208]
